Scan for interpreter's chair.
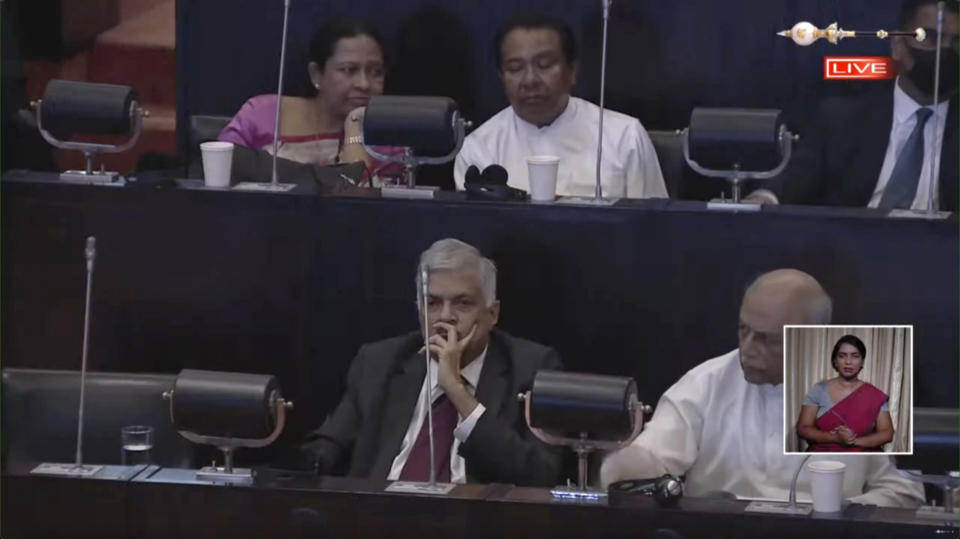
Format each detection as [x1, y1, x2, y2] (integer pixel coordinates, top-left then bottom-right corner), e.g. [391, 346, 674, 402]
[897, 407, 958, 473]
[896, 407, 959, 505]
[647, 129, 685, 199]
[184, 114, 231, 173]
[1, 368, 194, 470]
[190, 114, 231, 148]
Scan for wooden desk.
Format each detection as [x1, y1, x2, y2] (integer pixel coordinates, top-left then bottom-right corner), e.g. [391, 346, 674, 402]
[3, 467, 956, 538]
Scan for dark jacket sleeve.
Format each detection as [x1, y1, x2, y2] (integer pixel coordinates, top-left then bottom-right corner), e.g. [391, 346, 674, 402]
[298, 346, 369, 473]
[457, 349, 564, 487]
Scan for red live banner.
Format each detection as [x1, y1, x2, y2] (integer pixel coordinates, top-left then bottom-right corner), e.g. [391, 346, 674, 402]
[824, 57, 896, 80]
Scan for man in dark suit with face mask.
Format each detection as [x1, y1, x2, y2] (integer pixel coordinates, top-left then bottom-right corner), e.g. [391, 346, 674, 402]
[748, 0, 958, 211]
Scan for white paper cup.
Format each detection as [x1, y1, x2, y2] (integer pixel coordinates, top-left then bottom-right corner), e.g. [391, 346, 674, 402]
[527, 155, 560, 202]
[200, 141, 234, 188]
[808, 460, 846, 513]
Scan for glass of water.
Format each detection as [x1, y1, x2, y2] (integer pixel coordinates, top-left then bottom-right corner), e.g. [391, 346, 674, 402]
[120, 425, 154, 466]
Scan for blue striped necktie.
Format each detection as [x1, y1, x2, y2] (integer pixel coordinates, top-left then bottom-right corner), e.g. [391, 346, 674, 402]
[879, 107, 933, 209]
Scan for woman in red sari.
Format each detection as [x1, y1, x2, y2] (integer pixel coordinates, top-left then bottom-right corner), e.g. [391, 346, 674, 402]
[796, 335, 894, 452]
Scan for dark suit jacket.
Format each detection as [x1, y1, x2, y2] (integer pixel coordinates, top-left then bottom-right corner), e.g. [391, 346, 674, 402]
[301, 329, 563, 487]
[765, 84, 957, 211]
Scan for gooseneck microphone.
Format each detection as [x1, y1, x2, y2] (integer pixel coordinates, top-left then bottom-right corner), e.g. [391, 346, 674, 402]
[788, 454, 813, 509]
[233, 0, 296, 192]
[270, 0, 292, 188]
[594, 0, 613, 201]
[926, 1, 946, 215]
[75, 236, 96, 468]
[419, 263, 438, 486]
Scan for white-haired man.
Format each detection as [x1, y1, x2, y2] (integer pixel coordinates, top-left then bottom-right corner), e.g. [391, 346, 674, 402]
[601, 269, 924, 507]
[300, 238, 563, 486]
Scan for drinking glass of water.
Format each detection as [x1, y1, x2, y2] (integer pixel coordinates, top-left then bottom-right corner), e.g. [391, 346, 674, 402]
[121, 425, 154, 466]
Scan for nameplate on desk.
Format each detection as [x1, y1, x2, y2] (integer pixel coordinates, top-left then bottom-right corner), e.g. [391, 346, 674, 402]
[706, 200, 762, 213]
[385, 480, 456, 495]
[887, 209, 951, 220]
[59, 172, 126, 187]
[233, 181, 297, 193]
[743, 500, 813, 515]
[380, 186, 437, 199]
[555, 196, 620, 206]
[31, 462, 104, 477]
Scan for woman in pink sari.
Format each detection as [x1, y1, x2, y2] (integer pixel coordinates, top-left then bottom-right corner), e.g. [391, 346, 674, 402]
[219, 18, 401, 185]
[796, 335, 894, 452]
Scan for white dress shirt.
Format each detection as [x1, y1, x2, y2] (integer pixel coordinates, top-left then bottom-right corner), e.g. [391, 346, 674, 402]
[600, 349, 924, 507]
[868, 78, 950, 210]
[454, 96, 667, 199]
[387, 348, 487, 483]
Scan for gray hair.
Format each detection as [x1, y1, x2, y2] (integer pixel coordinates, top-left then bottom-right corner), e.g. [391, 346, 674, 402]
[415, 238, 497, 307]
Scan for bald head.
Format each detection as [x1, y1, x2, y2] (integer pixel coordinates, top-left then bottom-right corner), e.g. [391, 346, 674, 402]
[738, 269, 832, 385]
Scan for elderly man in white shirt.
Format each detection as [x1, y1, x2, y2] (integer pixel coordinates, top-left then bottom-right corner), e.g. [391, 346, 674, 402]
[454, 14, 667, 199]
[601, 269, 924, 508]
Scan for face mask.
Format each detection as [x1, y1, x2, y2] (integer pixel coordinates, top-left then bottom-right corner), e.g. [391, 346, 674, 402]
[906, 46, 960, 99]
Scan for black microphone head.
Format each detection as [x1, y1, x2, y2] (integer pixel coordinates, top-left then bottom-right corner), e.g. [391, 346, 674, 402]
[481, 164, 508, 185]
[465, 165, 481, 184]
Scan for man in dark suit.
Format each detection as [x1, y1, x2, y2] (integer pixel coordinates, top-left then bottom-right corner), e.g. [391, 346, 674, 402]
[749, 0, 957, 211]
[299, 238, 562, 486]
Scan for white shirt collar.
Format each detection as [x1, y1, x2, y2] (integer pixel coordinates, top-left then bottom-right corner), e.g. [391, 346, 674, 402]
[429, 344, 487, 391]
[513, 95, 577, 133]
[732, 349, 784, 397]
[893, 76, 949, 124]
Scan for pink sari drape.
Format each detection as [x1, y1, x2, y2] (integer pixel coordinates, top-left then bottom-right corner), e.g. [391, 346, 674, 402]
[810, 382, 888, 452]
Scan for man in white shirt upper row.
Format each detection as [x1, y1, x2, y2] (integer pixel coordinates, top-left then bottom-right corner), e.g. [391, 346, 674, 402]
[454, 13, 668, 200]
[454, 2, 957, 210]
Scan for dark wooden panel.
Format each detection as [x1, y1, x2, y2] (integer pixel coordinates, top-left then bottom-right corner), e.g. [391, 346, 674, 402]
[2, 173, 957, 452]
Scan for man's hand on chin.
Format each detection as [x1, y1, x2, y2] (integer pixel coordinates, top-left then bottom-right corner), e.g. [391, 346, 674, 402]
[428, 322, 479, 416]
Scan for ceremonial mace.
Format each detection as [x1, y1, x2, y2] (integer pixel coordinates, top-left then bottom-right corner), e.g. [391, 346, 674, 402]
[777, 21, 927, 46]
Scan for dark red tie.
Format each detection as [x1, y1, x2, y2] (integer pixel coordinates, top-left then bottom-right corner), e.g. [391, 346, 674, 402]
[398, 393, 458, 482]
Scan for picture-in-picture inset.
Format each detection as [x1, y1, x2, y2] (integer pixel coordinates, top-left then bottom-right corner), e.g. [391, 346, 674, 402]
[784, 325, 913, 455]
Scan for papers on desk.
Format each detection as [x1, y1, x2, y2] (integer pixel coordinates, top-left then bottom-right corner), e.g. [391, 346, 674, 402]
[31, 463, 103, 477]
[30, 463, 147, 480]
[743, 500, 814, 515]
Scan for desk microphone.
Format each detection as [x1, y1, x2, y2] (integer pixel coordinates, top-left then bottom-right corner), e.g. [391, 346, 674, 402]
[75, 236, 96, 467]
[419, 263, 438, 486]
[788, 454, 813, 510]
[270, 0, 292, 188]
[235, 0, 296, 192]
[384, 266, 453, 493]
[30, 237, 104, 477]
[594, 0, 613, 201]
